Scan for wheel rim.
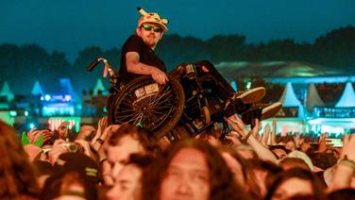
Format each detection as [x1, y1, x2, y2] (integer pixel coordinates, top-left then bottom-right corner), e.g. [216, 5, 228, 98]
[114, 83, 176, 131]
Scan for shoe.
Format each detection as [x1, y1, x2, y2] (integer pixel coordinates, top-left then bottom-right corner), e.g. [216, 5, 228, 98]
[241, 102, 282, 125]
[232, 87, 266, 104]
[223, 87, 266, 117]
[260, 102, 282, 120]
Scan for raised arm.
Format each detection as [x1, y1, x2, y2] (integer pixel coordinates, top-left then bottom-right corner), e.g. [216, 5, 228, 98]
[227, 115, 278, 163]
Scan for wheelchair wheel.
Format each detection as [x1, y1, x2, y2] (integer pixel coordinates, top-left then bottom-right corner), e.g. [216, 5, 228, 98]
[108, 75, 185, 139]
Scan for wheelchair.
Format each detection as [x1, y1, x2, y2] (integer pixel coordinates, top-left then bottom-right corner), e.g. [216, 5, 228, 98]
[88, 58, 235, 139]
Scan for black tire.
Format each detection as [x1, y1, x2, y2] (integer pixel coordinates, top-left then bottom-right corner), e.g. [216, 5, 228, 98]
[108, 75, 185, 139]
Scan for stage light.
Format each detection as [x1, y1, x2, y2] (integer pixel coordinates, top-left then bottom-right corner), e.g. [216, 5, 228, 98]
[64, 95, 72, 101]
[44, 94, 51, 101]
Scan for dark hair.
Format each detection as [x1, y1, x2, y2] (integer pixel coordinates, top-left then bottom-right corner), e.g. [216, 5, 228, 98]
[248, 159, 283, 199]
[40, 171, 96, 200]
[0, 121, 40, 199]
[327, 188, 355, 200]
[280, 157, 311, 171]
[218, 146, 263, 200]
[128, 153, 155, 170]
[108, 123, 157, 153]
[309, 152, 337, 170]
[269, 145, 291, 158]
[142, 139, 251, 200]
[265, 168, 326, 200]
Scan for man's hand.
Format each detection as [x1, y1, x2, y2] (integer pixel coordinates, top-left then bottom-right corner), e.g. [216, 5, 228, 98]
[152, 67, 168, 84]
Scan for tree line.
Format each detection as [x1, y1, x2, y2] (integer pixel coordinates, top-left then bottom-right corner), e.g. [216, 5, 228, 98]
[0, 26, 354, 94]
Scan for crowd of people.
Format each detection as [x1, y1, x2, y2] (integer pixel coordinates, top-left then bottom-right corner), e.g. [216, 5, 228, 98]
[1, 115, 355, 200]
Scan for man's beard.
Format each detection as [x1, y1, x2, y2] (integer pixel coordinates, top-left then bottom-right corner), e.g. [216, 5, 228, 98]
[145, 34, 157, 47]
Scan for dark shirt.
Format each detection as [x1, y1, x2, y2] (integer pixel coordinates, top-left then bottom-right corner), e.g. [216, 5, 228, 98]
[119, 34, 166, 83]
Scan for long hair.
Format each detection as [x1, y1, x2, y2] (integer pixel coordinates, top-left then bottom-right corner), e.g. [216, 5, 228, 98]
[219, 145, 264, 200]
[0, 121, 40, 199]
[265, 168, 326, 200]
[142, 139, 251, 200]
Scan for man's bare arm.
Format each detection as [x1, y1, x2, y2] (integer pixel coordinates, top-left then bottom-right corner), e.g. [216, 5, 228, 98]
[126, 52, 155, 75]
[125, 51, 168, 84]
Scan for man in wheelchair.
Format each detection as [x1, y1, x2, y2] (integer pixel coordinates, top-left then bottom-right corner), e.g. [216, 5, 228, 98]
[110, 7, 281, 138]
[119, 7, 169, 85]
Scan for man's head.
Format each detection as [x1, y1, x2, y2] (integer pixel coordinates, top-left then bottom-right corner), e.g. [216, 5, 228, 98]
[159, 147, 210, 200]
[56, 121, 69, 139]
[136, 7, 168, 49]
[156, 139, 247, 200]
[105, 123, 155, 166]
[106, 154, 153, 200]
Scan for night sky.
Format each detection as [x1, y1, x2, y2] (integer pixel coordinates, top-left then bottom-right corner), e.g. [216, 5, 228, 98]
[1, 0, 355, 61]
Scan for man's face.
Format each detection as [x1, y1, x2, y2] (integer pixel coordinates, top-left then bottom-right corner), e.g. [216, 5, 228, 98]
[106, 134, 144, 180]
[106, 164, 142, 200]
[136, 23, 164, 49]
[106, 134, 143, 164]
[285, 140, 296, 151]
[57, 123, 68, 139]
[159, 148, 210, 200]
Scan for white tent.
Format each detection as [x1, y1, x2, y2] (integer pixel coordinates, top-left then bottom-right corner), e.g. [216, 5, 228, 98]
[93, 78, 107, 96]
[59, 78, 76, 95]
[279, 82, 304, 118]
[336, 82, 355, 107]
[306, 83, 325, 112]
[0, 81, 14, 101]
[31, 80, 44, 96]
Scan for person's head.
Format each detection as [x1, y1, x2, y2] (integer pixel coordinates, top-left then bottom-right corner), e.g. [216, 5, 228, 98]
[0, 120, 40, 199]
[279, 157, 311, 171]
[56, 121, 70, 139]
[327, 188, 355, 200]
[105, 123, 155, 165]
[283, 150, 314, 171]
[269, 145, 290, 160]
[218, 146, 262, 199]
[44, 152, 99, 200]
[285, 137, 297, 151]
[145, 139, 249, 200]
[40, 171, 89, 200]
[136, 7, 168, 49]
[106, 154, 154, 200]
[217, 146, 248, 186]
[265, 168, 325, 200]
[249, 159, 283, 199]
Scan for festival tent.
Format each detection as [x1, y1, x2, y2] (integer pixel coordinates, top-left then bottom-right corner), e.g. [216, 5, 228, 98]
[31, 80, 44, 96]
[306, 83, 325, 113]
[93, 78, 107, 96]
[279, 82, 304, 118]
[336, 82, 355, 107]
[272, 82, 306, 135]
[0, 81, 14, 101]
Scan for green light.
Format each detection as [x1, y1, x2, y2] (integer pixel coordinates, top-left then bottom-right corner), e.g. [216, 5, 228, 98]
[9, 111, 17, 117]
